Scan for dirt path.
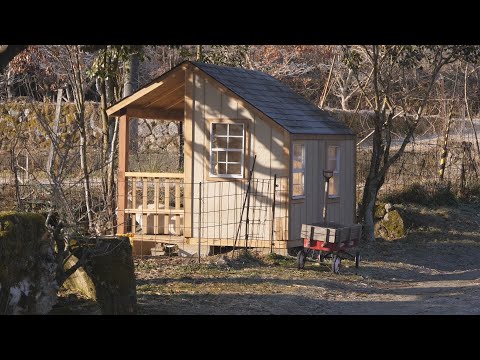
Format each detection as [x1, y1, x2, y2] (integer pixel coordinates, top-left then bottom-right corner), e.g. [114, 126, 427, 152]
[135, 203, 480, 315]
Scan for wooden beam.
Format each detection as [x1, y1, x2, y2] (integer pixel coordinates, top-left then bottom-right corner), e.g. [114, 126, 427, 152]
[187, 237, 282, 248]
[142, 82, 185, 108]
[125, 209, 184, 215]
[183, 68, 194, 238]
[106, 66, 184, 117]
[126, 107, 183, 121]
[165, 97, 185, 110]
[117, 113, 129, 234]
[125, 172, 184, 178]
[131, 234, 184, 242]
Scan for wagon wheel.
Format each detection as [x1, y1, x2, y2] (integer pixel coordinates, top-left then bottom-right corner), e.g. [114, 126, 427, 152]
[297, 249, 306, 269]
[318, 251, 325, 264]
[355, 250, 361, 269]
[332, 255, 341, 274]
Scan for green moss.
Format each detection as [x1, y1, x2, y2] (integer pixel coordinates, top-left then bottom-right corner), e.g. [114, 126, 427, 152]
[0, 212, 46, 246]
[374, 202, 387, 219]
[382, 210, 405, 239]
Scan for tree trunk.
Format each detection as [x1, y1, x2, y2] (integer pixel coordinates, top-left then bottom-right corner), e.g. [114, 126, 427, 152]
[6, 66, 13, 99]
[196, 45, 203, 61]
[358, 109, 387, 242]
[124, 53, 139, 153]
[107, 118, 119, 233]
[78, 123, 94, 231]
[65, 85, 72, 102]
[69, 45, 94, 232]
[99, 77, 109, 173]
[10, 147, 23, 211]
[98, 75, 115, 232]
[359, 175, 382, 242]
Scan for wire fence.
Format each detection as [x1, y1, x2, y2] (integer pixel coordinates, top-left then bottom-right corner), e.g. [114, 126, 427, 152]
[357, 140, 480, 201]
[120, 176, 289, 258]
[4, 109, 480, 258]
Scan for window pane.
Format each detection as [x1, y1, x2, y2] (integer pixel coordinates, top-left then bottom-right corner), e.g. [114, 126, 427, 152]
[227, 164, 242, 175]
[293, 185, 302, 196]
[329, 174, 339, 196]
[292, 172, 304, 196]
[328, 158, 337, 171]
[292, 143, 305, 197]
[229, 137, 243, 149]
[328, 146, 337, 160]
[212, 123, 228, 136]
[294, 144, 303, 158]
[293, 172, 303, 185]
[229, 124, 243, 136]
[228, 151, 242, 163]
[293, 159, 303, 170]
[213, 137, 228, 149]
[212, 151, 227, 163]
[211, 122, 245, 177]
[216, 163, 226, 175]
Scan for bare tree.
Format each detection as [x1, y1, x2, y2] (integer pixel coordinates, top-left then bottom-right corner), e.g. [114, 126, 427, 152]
[344, 45, 480, 241]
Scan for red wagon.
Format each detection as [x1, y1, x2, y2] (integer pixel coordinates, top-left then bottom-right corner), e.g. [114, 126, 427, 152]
[297, 222, 362, 274]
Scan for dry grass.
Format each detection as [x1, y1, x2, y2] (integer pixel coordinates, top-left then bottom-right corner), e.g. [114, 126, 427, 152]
[135, 202, 480, 315]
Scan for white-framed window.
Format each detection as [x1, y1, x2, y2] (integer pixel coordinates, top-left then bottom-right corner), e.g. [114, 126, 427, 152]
[210, 122, 245, 178]
[292, 142, 305, 198]
[327, 146, 340, 198]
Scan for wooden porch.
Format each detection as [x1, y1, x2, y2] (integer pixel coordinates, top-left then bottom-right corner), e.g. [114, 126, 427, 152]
[123, 172, 184, 235]
[109, 62, 292, 255]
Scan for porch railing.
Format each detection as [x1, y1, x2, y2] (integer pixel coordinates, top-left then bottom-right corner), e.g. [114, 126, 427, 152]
[124, 172, 184, 235]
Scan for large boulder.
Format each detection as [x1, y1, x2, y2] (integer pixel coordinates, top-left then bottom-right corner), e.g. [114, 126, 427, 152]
[375, 209, 405, 239]
[0, 212, 57, 314]
[374, 202, 387, 220]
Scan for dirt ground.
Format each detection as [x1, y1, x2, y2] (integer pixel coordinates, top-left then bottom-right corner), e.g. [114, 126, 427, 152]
[134, 202, 480, 315]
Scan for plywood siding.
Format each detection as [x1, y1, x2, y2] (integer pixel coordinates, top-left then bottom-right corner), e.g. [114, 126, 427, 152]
[190, 72, 288, 242]
[289, 138, 356, 242]
[188, 71, 356, 245]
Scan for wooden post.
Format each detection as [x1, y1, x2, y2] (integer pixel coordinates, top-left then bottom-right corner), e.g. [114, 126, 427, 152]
[198, 182, 202, 263]
[270, 174, 277, 254]
[164, 179, 171, 232]
[131, 177, 136, 234]
[142, 177, 148, 234]
[117, 112, 129, 234]
[175, 179, 181, 234]
[154, 178, 159, 234]
[184, 66, 194, 237]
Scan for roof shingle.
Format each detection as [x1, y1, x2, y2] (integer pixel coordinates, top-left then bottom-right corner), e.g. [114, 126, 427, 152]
[192, 62, 353, 135]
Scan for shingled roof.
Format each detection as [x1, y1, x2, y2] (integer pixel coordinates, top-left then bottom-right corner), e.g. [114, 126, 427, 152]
[191, 61, 354, 135]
